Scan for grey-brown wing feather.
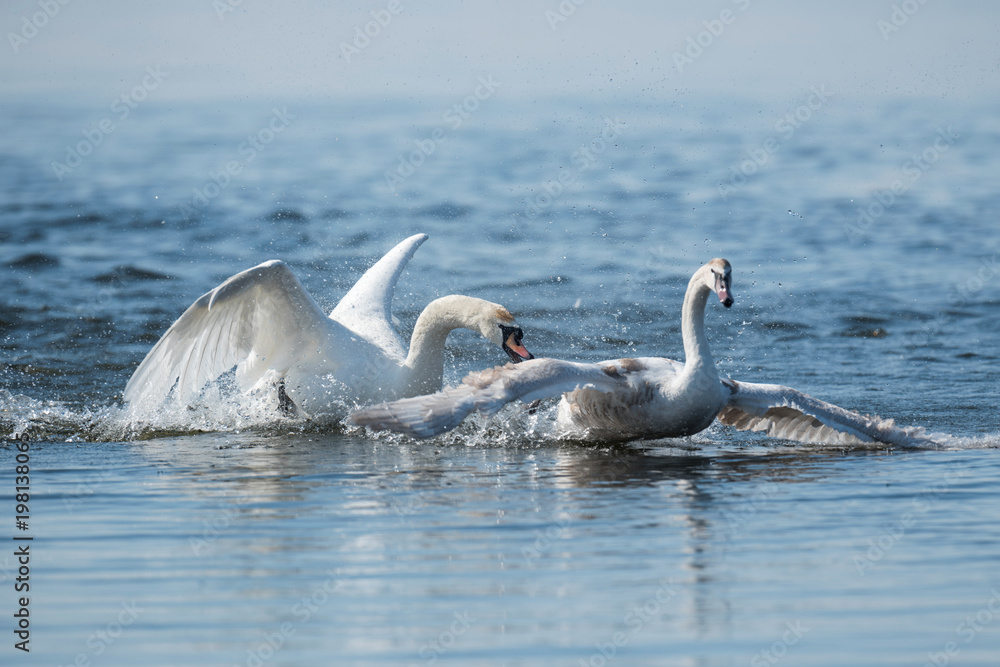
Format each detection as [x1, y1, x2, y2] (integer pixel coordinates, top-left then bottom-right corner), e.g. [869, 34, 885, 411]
[718, 379, 930, 446]
[349, 358, 627, 438]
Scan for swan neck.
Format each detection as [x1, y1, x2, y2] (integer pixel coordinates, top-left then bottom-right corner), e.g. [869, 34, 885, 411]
[403, 297, 478, 395]
[681, 272, 716, 373]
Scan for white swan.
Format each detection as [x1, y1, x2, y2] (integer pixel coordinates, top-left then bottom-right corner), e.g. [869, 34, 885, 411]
[350, 259, 931, 446]
[123, 233, 533, 417]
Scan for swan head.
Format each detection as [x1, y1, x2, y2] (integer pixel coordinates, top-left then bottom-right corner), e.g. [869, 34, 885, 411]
[484, 309, 533, 364]
[415, 295, 534, 363]
[707, 258, 734, 308]
[498, 323, 533, 363]
[471, 302, 533, 363]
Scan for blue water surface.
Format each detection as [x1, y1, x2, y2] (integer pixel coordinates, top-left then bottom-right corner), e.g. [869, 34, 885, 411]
[1, 94, 998, 665]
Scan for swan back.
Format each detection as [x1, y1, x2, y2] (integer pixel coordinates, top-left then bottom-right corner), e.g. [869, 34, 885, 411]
[556, 356, 726, 440]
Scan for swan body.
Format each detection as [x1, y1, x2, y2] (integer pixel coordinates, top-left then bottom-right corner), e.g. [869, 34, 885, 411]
[123, 234, 532, 417]
[350, 259, 931, 446]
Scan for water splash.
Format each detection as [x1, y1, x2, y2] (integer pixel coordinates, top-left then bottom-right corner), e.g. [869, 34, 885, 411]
[2, 386, 995, 451]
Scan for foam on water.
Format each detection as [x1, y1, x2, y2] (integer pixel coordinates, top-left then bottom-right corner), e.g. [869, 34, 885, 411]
[6, 384, 996, 455]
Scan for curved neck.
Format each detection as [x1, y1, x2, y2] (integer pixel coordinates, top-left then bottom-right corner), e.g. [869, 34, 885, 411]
[681, 270, 716, 375]
[402, 296, 482, 396]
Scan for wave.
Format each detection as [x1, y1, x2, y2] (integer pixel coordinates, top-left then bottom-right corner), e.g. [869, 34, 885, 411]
[91, 265, 173, 284]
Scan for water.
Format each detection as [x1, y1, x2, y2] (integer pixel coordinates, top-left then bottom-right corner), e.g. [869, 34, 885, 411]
[1, 94, 999, 665]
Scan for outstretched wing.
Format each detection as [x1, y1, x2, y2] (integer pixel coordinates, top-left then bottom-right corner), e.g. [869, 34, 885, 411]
[124, 260, 338, 410]
[349, 358, 626, 438]
[717, 379, 930, 446]
[331, 233, 429, 361]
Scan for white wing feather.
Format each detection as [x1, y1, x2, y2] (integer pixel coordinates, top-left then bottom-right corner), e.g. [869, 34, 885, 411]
[718, 380, 930, 446]
[123, 260, 343, 409]
[331, 233, 428, 361]
[349, 358, 626, 438]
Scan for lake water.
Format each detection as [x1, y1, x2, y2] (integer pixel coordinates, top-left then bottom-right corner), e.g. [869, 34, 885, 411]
[1, 94, 999, 666]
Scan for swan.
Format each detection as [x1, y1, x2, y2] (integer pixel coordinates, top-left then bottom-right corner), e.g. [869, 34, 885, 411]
[350, 258, 931, 446]
[123, 233, 533, 417]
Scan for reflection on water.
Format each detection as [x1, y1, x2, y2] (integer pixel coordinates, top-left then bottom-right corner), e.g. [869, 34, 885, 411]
[8, 430, 997, 665]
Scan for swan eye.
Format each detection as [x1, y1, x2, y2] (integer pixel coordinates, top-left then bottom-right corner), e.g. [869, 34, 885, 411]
[499, 324, 523, 345]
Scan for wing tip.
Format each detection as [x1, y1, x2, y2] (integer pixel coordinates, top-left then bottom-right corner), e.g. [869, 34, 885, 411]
[347, 407, 437, 439]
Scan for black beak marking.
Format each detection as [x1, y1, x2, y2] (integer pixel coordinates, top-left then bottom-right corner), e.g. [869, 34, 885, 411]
[500, 324, 533, 363]
[715, 271, 734, 308]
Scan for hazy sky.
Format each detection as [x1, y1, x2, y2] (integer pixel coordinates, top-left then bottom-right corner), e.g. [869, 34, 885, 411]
[2, 0, 997, 103]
